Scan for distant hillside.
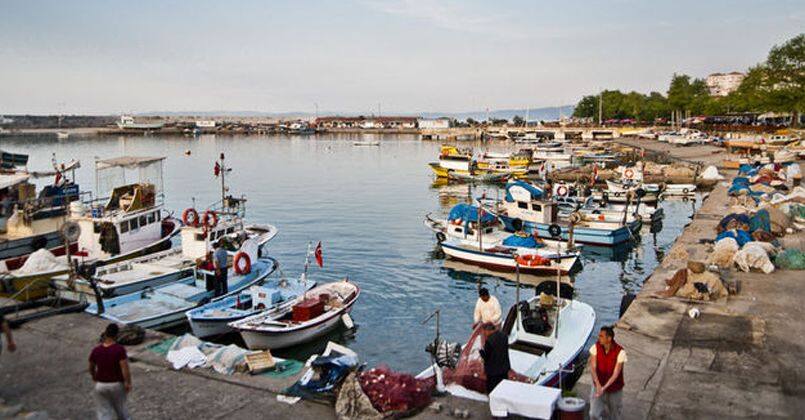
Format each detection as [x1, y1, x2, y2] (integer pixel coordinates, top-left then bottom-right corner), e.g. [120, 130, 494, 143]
[136, 105, 574, 122]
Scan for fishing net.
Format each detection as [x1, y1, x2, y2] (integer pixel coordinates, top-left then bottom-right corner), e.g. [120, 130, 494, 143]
[357, 365, 435, 416]
[441, 326, 531, 394]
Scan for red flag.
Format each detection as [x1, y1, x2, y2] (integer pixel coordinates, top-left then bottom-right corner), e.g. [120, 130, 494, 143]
[314, 241, 323, 268]
[214, 162, 221, 176]
[54, 172, 62, 186]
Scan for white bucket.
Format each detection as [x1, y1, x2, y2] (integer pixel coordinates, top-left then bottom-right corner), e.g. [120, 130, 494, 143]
[69, 201, 86, 218]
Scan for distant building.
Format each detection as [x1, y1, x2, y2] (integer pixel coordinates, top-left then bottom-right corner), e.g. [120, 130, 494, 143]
[418, 118, 452, 129]
[195, 120, 216, 128]
[0, 116, 14, 125]
[706, 72, 745, 96]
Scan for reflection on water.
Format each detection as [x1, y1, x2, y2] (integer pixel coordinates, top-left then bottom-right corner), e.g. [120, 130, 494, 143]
[5, 134, 698, 372]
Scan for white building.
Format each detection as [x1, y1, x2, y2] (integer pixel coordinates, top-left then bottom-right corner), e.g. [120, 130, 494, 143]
[706, 72, 745, 97]
[195, 120, 216, 128]
[418, 118, 451, 129]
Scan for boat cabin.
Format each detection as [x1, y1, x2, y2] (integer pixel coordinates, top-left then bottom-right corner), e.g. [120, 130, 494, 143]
[501, 182, 558, 225]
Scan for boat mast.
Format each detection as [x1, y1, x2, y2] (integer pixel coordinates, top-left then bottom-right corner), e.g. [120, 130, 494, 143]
[219, 153, 227, 209]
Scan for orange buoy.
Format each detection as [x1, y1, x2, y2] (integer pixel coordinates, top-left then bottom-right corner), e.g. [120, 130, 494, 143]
[202, 210, 218, 229]
[182, 208, 200, 227]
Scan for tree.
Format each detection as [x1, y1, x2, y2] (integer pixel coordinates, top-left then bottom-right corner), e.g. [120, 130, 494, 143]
[572, 95, 599, 119]
[466, 117, 479, 126]
[763, 34, 804, 126]
[511, 115, 525, 126]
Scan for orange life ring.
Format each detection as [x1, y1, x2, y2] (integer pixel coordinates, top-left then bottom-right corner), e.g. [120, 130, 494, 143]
[515, 254, 551, 267]
[624, 169, 635, 179]
[182, 208, 199, 227]
[556, 185, 569, 196]
[598, 214, 606, 221]
[233, 252, 251, 275]
[202, 210, 218, 229]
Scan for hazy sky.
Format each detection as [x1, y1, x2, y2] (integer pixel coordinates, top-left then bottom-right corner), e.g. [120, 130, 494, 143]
[1, 0, 803, 114]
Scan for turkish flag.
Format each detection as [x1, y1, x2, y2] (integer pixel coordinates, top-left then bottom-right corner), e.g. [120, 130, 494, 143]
[314, 241, 323, 268]
[214, 162, 221, 176]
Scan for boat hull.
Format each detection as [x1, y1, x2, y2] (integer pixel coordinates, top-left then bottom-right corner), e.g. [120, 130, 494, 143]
[239, 310, 348, 350]
[440, 242, 578, 275]
[188, 314, 249, 338]
[498, 215, 639, 246]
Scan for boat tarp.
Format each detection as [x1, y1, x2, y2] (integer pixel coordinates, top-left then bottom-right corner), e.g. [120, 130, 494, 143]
[502, 233, 542, 248]
[448, 203, 495, 224]
[505, 181, 543, 202]
[0, 151, 29, 169]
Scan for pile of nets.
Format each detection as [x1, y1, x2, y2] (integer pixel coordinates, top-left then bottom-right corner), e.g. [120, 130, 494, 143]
[357, 365, 435, 416]
[775, 249, 805, 270]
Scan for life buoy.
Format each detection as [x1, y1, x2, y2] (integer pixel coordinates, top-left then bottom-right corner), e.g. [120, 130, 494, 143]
[202, 210, 218, 229]
[556, 185, 569, 196]
[682, 188, 690, 195]
[233, 252, 251, 275]
[516, 254, 551, 267]
[182, 208, 199, 227]
[436, 232, 447, 243]
[624, 169, 635, 179]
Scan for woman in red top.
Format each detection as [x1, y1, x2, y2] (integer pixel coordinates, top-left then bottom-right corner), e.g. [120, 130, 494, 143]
[589, 326, 627, 420]
[88, 324, 132, 420]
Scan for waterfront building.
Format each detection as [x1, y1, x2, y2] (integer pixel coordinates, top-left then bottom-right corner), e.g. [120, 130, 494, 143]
[418, 118, 452, 129]
[705, 72, 745, 96]
[315, 116, 418, 129]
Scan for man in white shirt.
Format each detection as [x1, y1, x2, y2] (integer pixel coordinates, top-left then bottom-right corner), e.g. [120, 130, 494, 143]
[473, 288, 501, 328]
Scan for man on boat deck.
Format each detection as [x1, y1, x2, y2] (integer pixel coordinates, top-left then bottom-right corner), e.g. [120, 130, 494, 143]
[473, 288, 501, 328]
[212, 240, 229, 297]
[589, 326, 626, 420]
[479, 322, 510, 394]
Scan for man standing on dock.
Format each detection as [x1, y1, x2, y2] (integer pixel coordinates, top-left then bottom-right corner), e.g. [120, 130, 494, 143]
[89, 323, 132, 420]
[212, 240, 229, 297]
[589, 326, 626, 420]
[473, 287, 502, 328]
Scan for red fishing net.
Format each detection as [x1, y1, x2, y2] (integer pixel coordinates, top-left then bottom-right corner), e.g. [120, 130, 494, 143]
[442, 326, 531, 394]
[358, 365, 435, 415]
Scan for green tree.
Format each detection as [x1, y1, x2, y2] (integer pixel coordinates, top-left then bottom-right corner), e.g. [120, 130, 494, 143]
[512, 115, 525, 126]
[763, 34, 804, 125]
[572, 95, 599, 119]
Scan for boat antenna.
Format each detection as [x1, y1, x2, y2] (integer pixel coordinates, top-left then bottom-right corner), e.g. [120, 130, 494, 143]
[301, 241, 312, 284]
[218, 153, 227, 211]
[422, 309, 441, 342]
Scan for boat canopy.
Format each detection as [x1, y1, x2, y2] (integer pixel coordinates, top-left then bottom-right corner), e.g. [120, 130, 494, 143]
[95, 156, 165, 204]
[505, 180, 543, 202]
[503, 233, 542, 248]
[96, 156, 165, 170]
[448, 203, 496, 224]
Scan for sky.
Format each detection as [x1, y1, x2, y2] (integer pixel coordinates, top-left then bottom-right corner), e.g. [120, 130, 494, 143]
[1, 0, 803, 115]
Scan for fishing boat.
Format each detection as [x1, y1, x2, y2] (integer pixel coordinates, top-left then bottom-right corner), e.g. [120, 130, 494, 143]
[418, 293, 596, 399]
[531, 151, 573, 170]
[231, 279, 360, 350]
[447, 171, 510, 183]
[2, 157, 180, 301]
[487, 181, 641, 246]
[186, 242, 320, 337]
[661, 184, 697, 196]
[116, 115, 164, 130]
[476, 151, 531, 177]
[599, 180, 660, 204]
[186, 276, 315, 338]
[429, 146, 475, 178]
[353, 140, 380, 146]
[56, 131, 69, 140]
[85, 256, 278, 330]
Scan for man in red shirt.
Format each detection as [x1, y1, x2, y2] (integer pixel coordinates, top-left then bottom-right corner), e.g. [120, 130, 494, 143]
[589, 326, 626, 420]
[88, 324, 132, 420]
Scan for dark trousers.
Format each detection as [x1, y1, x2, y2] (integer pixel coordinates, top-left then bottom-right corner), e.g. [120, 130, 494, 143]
[486, 374, 506, 394]
[214, 270, 228, 297]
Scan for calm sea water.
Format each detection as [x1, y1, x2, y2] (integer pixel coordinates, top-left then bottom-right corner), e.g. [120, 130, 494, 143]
[2, 133, 698, 372]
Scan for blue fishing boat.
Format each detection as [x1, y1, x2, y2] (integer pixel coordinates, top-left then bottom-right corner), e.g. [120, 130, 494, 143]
[85, 256, 278, 330]
[486, 181, 641, 246]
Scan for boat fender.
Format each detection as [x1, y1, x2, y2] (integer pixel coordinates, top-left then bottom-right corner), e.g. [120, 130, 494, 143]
[234, 251, 251, 275]
[548, 224, 562, 238]
[512, 218, 524, 231]
[202, 210, 218, 229]
[682, 188, 690, 194]
[182, 208, 200, 227]
[436, 232, 447, 243]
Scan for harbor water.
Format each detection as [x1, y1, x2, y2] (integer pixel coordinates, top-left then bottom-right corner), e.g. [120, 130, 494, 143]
[3, 133, 700, 372]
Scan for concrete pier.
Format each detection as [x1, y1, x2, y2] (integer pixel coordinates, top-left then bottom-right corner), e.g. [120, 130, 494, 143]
[574, 140, 805, 418]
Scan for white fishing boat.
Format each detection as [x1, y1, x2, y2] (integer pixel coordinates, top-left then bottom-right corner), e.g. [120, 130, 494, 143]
[56, 131, 69, 140]
[116, 115, 164, 130]
[353, 140, 380, 146]
[231, 279, 360, 350]
[488, 182, 642, 246]
[85, 256, 278, 330]
[666, 129, 709, 146]
[186, 241, 320, 337]
[8, 157, 181, 289]
[661, 184, 697, 196]
[418, 291, 596, 399]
